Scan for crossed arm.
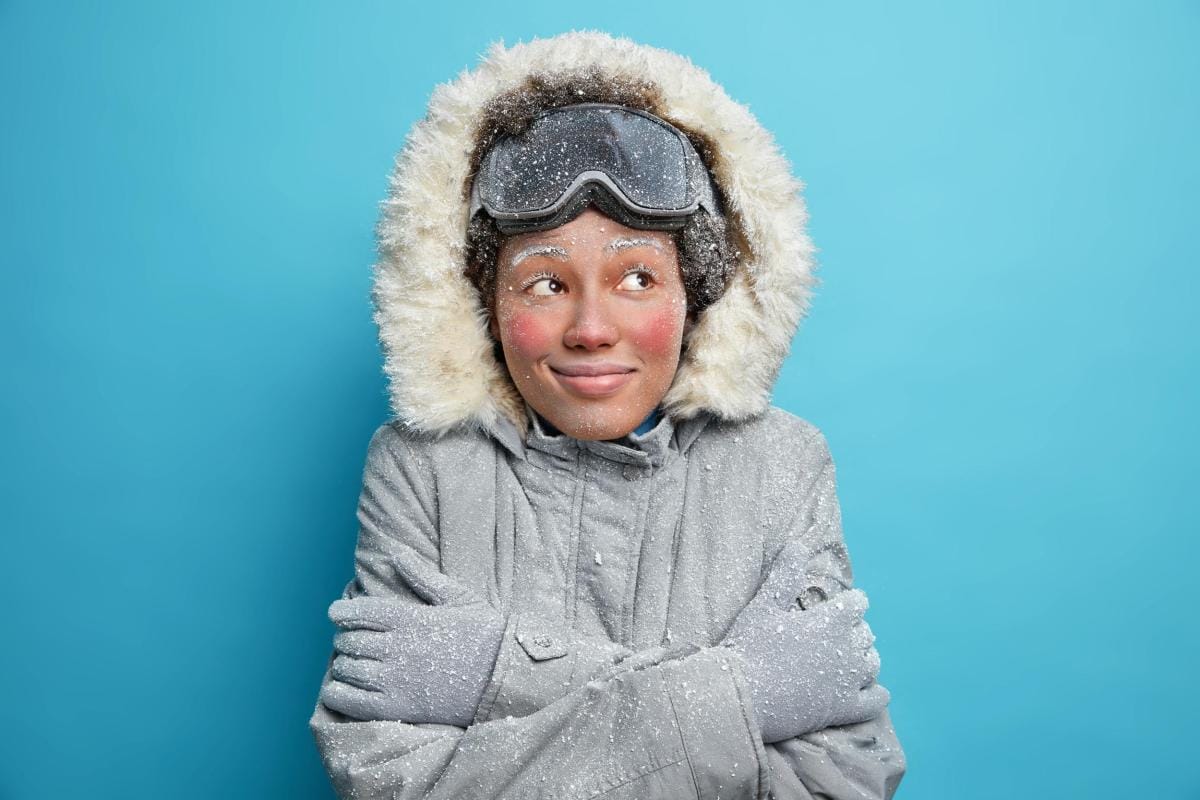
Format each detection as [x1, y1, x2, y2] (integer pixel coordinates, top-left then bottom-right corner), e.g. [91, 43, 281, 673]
[309, 423, 906, 799]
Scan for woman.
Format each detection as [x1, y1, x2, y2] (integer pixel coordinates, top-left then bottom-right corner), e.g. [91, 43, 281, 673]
[310, 32, 906, 799]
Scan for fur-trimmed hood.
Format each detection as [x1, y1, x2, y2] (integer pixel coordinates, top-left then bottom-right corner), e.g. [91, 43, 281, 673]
[372, 32, 816, 436]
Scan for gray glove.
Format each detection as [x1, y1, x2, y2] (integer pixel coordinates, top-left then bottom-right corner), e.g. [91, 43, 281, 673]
[723, 587, 888, 743]
[322, 549, 508, 726]
[322, 596, 506, 726]
[720, 533, 890, 743]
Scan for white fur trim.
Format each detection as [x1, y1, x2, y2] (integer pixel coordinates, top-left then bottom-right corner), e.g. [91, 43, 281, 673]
[373, 31, 816, 434]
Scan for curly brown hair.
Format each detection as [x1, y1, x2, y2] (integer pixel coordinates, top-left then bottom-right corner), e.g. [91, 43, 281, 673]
[463, 69, 740, 323]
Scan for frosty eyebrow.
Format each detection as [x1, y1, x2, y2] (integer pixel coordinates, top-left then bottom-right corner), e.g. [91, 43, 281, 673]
[605, 237, 664, 254]
[510, 244, 568, 268]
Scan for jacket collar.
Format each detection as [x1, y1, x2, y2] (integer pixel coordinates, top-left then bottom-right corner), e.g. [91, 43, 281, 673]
[483, 403, 712, 469]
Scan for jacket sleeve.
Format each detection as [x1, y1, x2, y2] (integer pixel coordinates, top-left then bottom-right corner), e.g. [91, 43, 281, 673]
[309, 422, 773, 800]
[749, 424, 907, 799]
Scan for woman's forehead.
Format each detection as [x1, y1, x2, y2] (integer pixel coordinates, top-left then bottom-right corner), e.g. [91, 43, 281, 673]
[498, 209, 676, 267]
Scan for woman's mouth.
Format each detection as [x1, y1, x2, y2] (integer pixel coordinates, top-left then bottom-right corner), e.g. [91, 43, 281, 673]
[549, 363, 636, 397]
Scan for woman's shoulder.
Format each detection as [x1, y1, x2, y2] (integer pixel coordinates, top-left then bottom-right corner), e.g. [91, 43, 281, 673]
[686, 407, 837, 503]
[693, 405, 830, 455]
[363, 418, 501, 478]
[370, 417, 496, 447]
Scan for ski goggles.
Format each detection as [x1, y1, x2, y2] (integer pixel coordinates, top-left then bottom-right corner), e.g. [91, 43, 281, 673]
[469, 103, 722, 235]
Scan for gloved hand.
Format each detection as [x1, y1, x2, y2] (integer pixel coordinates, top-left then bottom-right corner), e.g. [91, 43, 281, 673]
[321, 548, 506, 727]
[722, 588, 888, 743]
[322, 597, 505, 726]
[720, 538, 890, 743]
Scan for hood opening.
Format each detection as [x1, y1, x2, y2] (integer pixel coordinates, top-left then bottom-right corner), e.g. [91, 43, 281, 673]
[372, 32, 816, 438]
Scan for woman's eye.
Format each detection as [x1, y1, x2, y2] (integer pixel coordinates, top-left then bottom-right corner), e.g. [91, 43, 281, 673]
[527, 277, 565, 296]
[617, 271, 654, 291]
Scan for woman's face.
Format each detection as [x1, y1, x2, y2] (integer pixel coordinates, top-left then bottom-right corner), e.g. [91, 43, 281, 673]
[491, 207, 689, 441]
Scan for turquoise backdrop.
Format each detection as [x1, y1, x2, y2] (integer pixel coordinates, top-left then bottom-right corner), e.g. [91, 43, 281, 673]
[2, 1, 1196, 797]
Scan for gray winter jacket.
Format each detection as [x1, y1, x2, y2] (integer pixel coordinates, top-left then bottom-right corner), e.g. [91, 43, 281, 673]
[310, 32, 905, 799]
[311, 407, 905, 799]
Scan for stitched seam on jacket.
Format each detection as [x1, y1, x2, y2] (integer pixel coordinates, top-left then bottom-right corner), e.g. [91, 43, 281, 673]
[725, 652, 771, 799]
[623, 466, 654, 644]
[664, 671, 704, 800]
[566, 455, 586, 625]
[586, 752, 689, 798]
[660, 460, 690, 645]
[497, 456, 516, 606]
[698, 452, 715, 637]
[473, 614, 519, 723]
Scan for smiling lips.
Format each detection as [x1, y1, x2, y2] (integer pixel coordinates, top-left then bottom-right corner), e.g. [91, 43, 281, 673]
[549, 362, 636, 397]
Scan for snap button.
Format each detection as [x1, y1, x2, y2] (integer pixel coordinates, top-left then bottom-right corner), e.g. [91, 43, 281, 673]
[797, 586, 828, 610]
[516, 627, 569, 661]
[622, 464, 641, 481]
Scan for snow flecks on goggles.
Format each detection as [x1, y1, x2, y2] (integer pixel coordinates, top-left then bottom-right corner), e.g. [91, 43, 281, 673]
[469, 103, 722, 235]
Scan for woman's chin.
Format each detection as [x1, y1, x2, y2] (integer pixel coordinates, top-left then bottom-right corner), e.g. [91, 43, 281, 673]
[541, 401, 649, 441]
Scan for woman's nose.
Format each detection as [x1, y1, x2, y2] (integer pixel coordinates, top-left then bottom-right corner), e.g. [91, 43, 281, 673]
[562, 295, 619, 350]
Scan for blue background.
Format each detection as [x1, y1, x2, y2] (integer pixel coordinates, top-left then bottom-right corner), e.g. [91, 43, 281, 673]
[2, 1, 1196, 797]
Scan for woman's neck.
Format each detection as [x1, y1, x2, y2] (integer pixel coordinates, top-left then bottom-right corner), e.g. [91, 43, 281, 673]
[536, 407, 661, 440]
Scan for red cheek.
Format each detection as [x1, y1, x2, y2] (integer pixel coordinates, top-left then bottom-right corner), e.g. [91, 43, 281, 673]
[501, 309, 556, 356]
[628, 306, 685, 354]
